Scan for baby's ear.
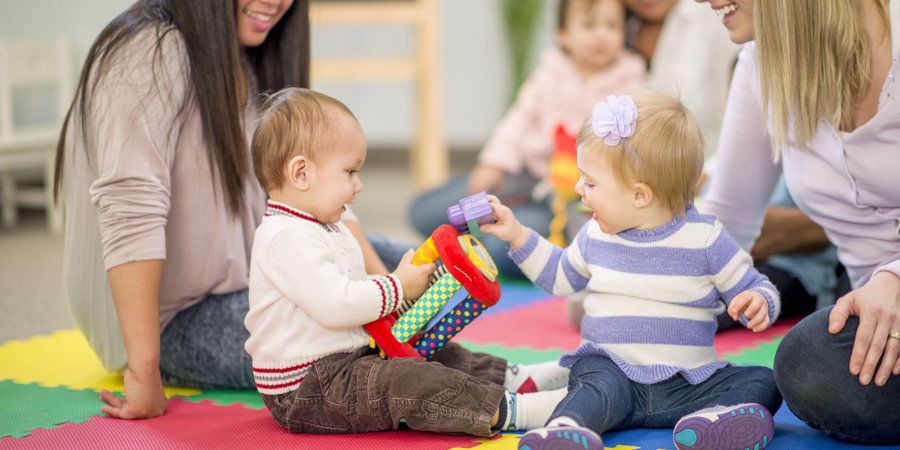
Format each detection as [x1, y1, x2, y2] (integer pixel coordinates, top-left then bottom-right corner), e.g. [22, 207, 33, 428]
[632, 182, 654, 208]
[287, 155, 311, 190]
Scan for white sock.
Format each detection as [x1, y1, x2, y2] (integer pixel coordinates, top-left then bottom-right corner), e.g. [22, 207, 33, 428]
[503, 388, 568, 431]
[504, 361, 570, 392]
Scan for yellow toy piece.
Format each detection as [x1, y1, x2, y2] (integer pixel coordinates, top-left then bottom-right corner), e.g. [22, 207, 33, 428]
[457, 234, 499, 282]
[412, 237, 440, 265]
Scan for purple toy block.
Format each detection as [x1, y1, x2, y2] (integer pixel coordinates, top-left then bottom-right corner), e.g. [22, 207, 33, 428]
[447, 191, 495, 233]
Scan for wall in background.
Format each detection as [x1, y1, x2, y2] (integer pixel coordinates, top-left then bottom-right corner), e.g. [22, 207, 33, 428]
[0, 0, 558, 151]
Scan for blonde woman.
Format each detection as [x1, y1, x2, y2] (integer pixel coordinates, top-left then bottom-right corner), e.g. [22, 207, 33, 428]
[697, 0, 899, 444]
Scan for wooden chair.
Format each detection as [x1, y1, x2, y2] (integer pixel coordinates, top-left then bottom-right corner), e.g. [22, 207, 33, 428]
[0, 37, 70, 232]
[311, 0, 448, 190]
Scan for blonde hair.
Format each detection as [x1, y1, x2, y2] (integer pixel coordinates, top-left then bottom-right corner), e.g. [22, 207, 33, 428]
[251, 87, 357, 192]
[755, 0, 890, 158]
[578, 91, 705, 214]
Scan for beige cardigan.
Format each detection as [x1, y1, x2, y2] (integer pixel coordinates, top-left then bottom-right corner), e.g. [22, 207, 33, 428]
[61, 28, 266, 370]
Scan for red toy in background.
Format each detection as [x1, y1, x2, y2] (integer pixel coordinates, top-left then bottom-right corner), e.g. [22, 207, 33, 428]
[547, 125, 582, 246]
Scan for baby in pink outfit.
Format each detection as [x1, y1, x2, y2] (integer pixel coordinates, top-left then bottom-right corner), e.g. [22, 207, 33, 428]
[409, 0, 646, 277]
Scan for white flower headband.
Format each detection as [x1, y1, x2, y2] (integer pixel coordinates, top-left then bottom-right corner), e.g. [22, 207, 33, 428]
[591, 95, 637, 146]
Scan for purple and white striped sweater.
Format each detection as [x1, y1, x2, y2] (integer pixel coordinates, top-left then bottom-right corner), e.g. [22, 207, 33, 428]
[509, 205, 780, 385]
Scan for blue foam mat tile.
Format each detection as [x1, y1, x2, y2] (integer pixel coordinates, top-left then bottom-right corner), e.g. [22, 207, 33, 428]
[583, 401, 895, 449]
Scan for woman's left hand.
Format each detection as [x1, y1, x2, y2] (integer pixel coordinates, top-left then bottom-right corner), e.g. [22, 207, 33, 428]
[828, 271, 900, 386]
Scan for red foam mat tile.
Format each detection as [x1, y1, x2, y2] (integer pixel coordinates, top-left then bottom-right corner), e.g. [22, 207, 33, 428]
[1, 398, 491, 450]
[456, 297, 798, 356]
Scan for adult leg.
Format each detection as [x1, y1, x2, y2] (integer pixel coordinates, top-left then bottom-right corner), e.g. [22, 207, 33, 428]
[774, 307, 900, 444]
[366, 233, 415, 271]
[159, 290, 254, 389]
[407, 174, 468, 237]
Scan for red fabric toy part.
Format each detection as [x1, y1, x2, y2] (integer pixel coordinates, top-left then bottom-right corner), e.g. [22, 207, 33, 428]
[431, 225, 501, 306]
[363, 314, 422, 359]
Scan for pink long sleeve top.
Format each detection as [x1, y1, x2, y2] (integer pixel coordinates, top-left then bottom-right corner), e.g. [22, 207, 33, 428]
[478, 48, 646, 179]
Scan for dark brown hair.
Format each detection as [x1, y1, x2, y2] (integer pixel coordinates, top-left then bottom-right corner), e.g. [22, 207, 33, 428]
[54, 0, 310, 213]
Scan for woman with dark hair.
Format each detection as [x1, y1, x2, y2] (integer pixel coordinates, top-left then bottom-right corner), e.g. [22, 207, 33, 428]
[55, 0, 397, 420]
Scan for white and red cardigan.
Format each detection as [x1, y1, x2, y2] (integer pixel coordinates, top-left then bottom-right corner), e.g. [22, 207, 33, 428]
[244, 200, 402, 395]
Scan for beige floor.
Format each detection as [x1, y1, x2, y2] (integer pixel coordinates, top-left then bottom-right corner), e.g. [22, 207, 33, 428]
[0, 151, 474, 344]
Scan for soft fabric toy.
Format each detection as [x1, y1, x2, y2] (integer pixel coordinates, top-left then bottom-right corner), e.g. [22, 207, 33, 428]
[364, 193, 501, 360]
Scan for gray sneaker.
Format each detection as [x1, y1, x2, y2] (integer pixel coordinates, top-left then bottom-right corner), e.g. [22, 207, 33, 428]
[517, 424, 604, 450]
[673, 403, 774, 450]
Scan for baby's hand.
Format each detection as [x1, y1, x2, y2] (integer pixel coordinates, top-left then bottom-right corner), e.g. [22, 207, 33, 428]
[479, 195, 530, 249]
[393, 249, 437, 301]
[729, 291, 771, 332]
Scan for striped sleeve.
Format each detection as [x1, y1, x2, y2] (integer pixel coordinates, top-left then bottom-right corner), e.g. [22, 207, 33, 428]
[370, 274, 403, 317]
[509, 226, 590, 296]
[706, 221, 781, 323]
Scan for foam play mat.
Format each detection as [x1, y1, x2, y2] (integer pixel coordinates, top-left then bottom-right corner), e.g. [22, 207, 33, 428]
[0, 281, 891, 449]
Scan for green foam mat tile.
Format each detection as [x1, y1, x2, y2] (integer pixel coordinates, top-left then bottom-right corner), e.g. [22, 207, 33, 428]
[459, 342, 562, 365]
[177, 389, 265, 409]
[722, 339, 782, 368]
[0, 380, 103, 438]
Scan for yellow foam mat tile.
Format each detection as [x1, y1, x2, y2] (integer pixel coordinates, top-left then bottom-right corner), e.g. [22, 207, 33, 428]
[451, 434, 520, 450]
[456, 435, 646, 450]
[0, 329, 199, 397]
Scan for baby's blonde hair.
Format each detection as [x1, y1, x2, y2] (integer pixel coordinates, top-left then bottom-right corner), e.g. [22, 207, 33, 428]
[252, 87, 358, 192]
[577, 91, 704, 214]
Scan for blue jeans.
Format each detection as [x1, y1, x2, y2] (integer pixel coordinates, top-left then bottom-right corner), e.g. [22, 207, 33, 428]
[552, 355, 782, 434]
[774, 307, 900, 444]
[367, 232, 415, 271]
[159, 234, 414, 389]
[407, 174, 552, 278]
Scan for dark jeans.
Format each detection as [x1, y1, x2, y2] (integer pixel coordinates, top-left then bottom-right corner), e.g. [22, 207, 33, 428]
[407, 174, 552, 278]
[551, 355, 782, 434]
[159, 290, 255, 389]
[159, 233, 414, 389]
[261, 343, 507, 437]
[774, 307, 900, 444]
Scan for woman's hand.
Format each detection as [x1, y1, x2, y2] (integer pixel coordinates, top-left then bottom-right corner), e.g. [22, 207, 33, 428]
[99, 365, 167, 419]
[467, 165, 506, 195]
[828, 271, 900, 387]
[479, 195, 529, 249]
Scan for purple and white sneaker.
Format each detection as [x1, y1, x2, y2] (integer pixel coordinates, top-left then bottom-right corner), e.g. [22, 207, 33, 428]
[673, 403, 774, 450]
[517, 425, 604, 450]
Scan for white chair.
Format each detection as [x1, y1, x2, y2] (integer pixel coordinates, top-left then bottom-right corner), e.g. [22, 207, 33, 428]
[310, 0, 448, 190]
[0, 37, 70, 233]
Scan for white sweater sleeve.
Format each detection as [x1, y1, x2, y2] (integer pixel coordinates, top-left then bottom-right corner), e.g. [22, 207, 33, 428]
[262, 229, 403, 329]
